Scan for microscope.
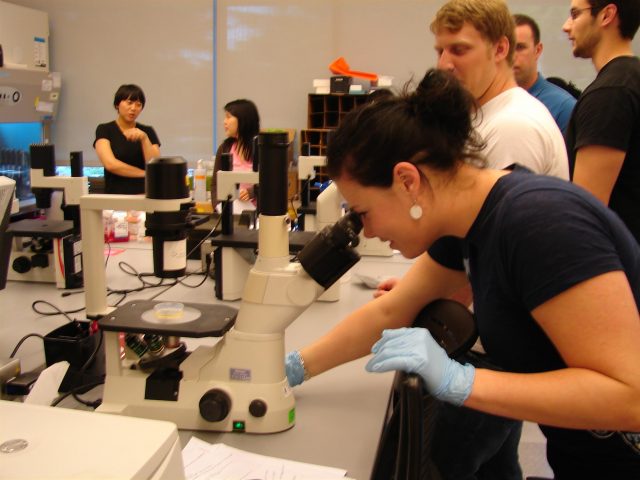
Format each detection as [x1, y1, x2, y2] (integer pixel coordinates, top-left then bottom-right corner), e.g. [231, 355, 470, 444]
[6, 144, 86, 288]
[0, 176, 18, 290]
[90, 132, 363, 433]
[297, 154, 329, 232]
[298, 154, 393, 257]
[211, 154, 260, 301]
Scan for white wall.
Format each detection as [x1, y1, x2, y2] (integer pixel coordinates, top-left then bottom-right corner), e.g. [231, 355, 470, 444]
[6, 0, 214, 166]
[217, 0, 640, 146]
[6, 0, 640, 167]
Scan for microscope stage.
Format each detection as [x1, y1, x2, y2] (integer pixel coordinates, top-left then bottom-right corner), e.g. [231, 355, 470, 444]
[99, 300, 237, 337]
[8, 218, 75, 238]
[210, 228, 316, 251]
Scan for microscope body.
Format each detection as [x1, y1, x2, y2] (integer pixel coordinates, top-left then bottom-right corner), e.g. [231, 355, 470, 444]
[97, 212, 319, 433]
[212, 168, 260, 301]
[94, 138, 362, 433]
[6, 145, 86, 288]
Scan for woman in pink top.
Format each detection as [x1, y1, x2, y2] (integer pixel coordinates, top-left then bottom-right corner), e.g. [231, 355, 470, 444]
[211, 99, 260, 210]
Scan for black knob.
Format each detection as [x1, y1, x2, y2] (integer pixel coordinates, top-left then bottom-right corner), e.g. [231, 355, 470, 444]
[12, 256, 31, 273]
[199, 389, 231, 422]
[249, 399, 267, 418]
[31, 253, 49, 268]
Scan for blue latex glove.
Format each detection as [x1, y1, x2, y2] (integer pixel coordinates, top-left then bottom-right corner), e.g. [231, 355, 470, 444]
[365, 328, 475, 406]
[285, 350, 306, 387]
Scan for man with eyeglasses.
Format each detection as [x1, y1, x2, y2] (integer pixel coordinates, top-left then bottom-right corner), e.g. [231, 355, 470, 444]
[563, 0, 640, 244]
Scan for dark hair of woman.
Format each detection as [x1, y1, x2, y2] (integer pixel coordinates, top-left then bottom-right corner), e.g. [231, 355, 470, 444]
[326, 69, 486, 187]
[113, 84, 146, 109]
[546, 77, 583, 100]
[224, 99, 260, 161]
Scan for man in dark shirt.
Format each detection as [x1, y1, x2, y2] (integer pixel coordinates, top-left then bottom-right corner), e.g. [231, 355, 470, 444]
[563, 0, 640, 243]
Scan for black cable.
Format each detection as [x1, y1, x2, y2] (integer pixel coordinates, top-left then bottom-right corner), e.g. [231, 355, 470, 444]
[111, 209, 221, 298]
[50, 380, 104, 407]
[9, 333, 45, 358]
[175, 253, 213, 288]
[74, 328, 103, 379]
[31, 300, 82, 321]
[105, 240, 112, 268]
[61, 289, 84, 297]
[146, 246, 214, 299]
[106, 261, 176, 297]
[72, 391, 102, 409]
[187, 210, 223, 257]
[106, 262, 178, 305]
[59, 326, 105, 406]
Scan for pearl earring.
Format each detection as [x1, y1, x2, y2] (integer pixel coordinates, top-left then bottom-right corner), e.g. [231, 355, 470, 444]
[409, 202, 423, 220]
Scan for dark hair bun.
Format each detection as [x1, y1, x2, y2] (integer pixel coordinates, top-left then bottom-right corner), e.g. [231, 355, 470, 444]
[412, 69, 475, 151]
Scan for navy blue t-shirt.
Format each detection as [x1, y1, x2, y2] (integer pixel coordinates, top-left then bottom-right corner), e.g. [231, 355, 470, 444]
[429, 168, 640, 476]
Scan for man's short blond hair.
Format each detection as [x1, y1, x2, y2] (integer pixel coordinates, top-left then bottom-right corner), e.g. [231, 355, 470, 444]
[430, 0, 516, 65]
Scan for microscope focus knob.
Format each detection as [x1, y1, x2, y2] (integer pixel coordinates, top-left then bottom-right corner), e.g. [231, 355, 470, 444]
[31, 253, 49, 268]
[12, 256, 31, 273]
[199, 389, 231, 422]
[249, 399, 267, 418]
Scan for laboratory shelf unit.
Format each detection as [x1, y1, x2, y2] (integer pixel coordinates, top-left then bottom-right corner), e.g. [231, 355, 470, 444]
[300, 93, 369, 156]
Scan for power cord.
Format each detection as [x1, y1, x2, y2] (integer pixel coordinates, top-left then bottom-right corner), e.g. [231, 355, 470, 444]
[32, 299, 82, 321]
[9, 333, 45, 358]
[10, 299, 86, 361]
[15, 211, 221, 403]
[10, 323, 105, 409]
[50, 380, 104, 408]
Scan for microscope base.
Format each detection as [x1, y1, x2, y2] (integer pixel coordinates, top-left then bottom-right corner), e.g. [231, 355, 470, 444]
[98, 301, 295, 433]
[98, 375, 295, 433]
[7, 220, 82, 289]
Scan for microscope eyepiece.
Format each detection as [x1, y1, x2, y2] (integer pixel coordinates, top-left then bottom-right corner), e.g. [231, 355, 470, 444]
[297, 210, 363, 289]
[326, 211, 362, 249]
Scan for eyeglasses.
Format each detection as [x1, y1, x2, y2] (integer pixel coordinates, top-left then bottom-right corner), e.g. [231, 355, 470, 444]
[569, 6, 594, 20]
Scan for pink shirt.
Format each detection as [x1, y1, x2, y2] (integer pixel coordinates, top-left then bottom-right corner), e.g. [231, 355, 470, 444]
[231, 142, 253, 173]
[231, 143, 255, 203]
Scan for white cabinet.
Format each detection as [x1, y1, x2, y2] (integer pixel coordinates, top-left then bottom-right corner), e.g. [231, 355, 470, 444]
[0, 0, 49, 72]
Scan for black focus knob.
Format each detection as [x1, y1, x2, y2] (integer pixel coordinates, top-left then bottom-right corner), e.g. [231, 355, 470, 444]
[31, 253, 49, 268]
[12, 256, 31, 273]
[249, 399, 267, 418]
[199, 389, 231, 422]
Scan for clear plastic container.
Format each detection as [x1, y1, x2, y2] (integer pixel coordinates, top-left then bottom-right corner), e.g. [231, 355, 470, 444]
[153, 302, 184, 321]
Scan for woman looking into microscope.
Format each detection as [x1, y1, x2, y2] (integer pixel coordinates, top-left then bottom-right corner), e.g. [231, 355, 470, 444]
[285, 69, 640, 478]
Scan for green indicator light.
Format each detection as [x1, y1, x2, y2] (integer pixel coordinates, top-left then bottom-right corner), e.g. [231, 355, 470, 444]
[233, 421, 245, 431]
[288, 408, 296, 424]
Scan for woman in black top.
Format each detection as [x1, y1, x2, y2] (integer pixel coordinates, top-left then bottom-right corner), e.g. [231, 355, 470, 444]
[94, 84, 161, 194]
[286, 69, 640, 478]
